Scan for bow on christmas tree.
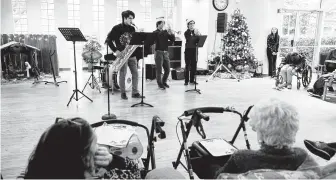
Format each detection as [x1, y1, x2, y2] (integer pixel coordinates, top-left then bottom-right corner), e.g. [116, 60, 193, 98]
[222, 9, 257, 71]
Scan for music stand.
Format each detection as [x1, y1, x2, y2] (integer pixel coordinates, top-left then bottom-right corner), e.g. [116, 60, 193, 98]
[130, 32, 157, 108]
[58, 28, 93, 106]
[185, 35, 207, 94]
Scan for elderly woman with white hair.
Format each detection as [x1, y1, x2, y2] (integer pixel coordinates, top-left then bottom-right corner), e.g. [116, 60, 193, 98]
[214, 98, 317, 177]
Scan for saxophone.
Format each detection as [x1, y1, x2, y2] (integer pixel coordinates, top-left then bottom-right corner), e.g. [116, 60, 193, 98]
[110, 23, 142, 73]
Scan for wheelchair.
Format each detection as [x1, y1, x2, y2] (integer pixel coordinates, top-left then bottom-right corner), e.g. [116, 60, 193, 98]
[91, 116, 166, 179]
[275, 61, 313, 90]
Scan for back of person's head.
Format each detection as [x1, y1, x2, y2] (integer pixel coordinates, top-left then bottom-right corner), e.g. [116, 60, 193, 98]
[24, 117, 96, 179]
[249, 98, 299, 149]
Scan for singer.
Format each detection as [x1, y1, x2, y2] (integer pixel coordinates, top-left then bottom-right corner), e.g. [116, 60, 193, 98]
[105, 10, 142, 100]
[184, 19, 201, 86]
[153, 17, 175, 90]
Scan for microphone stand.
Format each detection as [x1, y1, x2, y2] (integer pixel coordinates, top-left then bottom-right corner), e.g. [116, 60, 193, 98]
[102, 61, 117, 120]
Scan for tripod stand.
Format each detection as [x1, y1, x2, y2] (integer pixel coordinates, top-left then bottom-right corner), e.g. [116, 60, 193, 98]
[102, 60, 117, 120]
[58, 28, 93, 106]
[131, 32, 156, 108]
[206, 60, 240, 82]
[82, 51, 102, 93]
[30, 50, 49, 85]
[44, 50, 68, 86]
[186, 35, 207, 94]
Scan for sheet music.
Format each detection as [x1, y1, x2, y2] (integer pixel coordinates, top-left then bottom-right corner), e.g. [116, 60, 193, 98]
[199, 138, 237, 157]
[94, 123, 135, 148]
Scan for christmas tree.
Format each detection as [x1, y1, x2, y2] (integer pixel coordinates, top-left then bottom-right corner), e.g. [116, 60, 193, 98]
[222, 9, 257, 72]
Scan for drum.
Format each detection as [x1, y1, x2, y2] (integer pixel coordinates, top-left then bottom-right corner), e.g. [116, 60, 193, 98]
[101, 65, 132, 91]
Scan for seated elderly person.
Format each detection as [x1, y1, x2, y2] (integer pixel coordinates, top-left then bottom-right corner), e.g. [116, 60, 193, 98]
[214, 98, 317, 178]
[278, 52, 306, 89]
[20, 117, 141, 179]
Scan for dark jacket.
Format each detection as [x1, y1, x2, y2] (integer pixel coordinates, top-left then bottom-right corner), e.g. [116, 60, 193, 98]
[267, 34, 280, 53]
[215, 145, 318, 177]
[184, 29, 197, 49]
[326, 49, 336, 61]
[281, 52, 306, 69]
[153, 29, 175, 51]
[105, 23, 139, 58]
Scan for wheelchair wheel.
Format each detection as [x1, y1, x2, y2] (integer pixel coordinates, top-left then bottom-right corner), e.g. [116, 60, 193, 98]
[297, 79, 301, 89]
[302, 66, 312, 88]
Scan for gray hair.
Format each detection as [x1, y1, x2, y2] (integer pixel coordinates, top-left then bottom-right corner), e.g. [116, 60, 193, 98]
[249, 98, 299, 149]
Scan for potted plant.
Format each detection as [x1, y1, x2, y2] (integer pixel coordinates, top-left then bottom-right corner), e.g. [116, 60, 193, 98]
[82, 37, 102, 70]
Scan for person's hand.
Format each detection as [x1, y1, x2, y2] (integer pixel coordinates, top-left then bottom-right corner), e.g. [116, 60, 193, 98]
[114, 50, 121, 57]
[94, 146, 113, 167]
[272, 52, 277, 55]
[292, 67, 298, 74]
[194, 29, 201, 36]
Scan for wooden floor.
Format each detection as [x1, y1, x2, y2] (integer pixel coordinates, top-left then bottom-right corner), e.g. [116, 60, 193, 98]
[1, 70, 336, 178]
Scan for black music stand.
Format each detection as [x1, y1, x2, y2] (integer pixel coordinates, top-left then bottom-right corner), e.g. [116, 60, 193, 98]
[130, 32, 157, 108]
[58, 28, 93, 106]
[185, 35, 207, 94]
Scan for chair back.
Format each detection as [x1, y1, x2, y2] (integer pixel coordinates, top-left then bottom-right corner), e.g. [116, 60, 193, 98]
[319, 52, 329, 65]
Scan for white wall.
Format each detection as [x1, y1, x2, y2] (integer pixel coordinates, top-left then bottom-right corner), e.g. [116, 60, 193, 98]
[1, 0, 14, 34]
[207, 0, 284, 74]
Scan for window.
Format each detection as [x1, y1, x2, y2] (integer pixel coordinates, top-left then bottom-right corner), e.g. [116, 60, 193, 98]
[41, 0, 55, 34]
[162, 0, 174, 28]
[93, 0, 104, 42]
[68, 0, 80, 27]
[140, 0, 151, 21]
[116, 0, 128, 23]
[281, 14, 296, 36]
[11, 0, 28, 34]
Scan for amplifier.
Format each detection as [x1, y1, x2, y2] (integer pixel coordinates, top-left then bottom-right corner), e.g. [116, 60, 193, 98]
[171, 68, 185, 80]
[146, 64, 156, 80]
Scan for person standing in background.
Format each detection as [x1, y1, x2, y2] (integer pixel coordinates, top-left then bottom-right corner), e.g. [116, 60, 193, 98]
[267, 27, 280, 77]
[184, 19, 201, 86]
[153, 17, 175, 90]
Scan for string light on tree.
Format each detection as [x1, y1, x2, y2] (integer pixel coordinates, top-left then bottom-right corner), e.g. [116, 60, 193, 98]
[222, 9, 257, 71]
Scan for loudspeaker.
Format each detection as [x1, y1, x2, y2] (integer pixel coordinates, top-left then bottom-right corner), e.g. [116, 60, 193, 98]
[146, 64, 156, 80]
[217, 13, 227, 33]
[171, 68, 185, 80]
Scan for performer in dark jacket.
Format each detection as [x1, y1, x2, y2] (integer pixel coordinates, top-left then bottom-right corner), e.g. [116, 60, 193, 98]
[153, 17, 175, 90]
[267, 27, 280, 77]
[184, 19, 201, 85]
[105, 10, 142, 100]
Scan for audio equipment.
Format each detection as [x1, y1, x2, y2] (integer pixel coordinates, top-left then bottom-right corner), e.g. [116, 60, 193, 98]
[217, 13, 228, 33]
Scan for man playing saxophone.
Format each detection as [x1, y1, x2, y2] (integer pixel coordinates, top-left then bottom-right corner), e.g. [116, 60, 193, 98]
[105, 10, 142, 100]
[153, 17, 175, 90]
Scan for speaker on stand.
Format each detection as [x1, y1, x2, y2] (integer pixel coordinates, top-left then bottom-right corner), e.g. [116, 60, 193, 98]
[208, 13, 240, 82]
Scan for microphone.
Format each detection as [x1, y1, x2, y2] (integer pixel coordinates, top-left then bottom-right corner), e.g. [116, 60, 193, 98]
[195, 110, 210, 121]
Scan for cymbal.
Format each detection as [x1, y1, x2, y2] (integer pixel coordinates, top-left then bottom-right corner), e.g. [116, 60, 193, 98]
[82, 50, 102, 60]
